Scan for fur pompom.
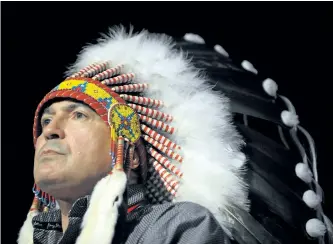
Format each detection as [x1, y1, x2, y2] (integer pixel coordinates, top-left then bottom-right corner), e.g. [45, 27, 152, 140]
[17, 211, 39, 244]
[281, 110, 299, 127]
[295, 163, 313, 183]
[183, 33, 205, 44]
[306, 218, 327, 237]
[262, 78, 278, 98]
[302, 190, 321, 209]
[75, 171, 127, 244]
[241, 60, 258, 74]
[214, 44, 229, 57]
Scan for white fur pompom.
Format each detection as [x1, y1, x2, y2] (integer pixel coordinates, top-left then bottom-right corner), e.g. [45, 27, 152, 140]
[262, 78, 278, 98]
[302, 190, 321, 208]
[295, 163, 313, 183]
[76, 171, 127, 244]
[229, 152, 247, 169]
[184, 33, 205, 44]
[214, 44, 229, 57]
[306, 218, 327, 237]
[281, 110, 299, 127]
[241, 60, 258, 74]
[17, 211, 39, 244]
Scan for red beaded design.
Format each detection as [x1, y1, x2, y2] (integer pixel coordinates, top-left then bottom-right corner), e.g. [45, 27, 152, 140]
[31, 61, 185, 210]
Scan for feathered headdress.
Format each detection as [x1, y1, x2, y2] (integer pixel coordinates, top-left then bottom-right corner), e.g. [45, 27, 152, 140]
[18, 26, 250, 244]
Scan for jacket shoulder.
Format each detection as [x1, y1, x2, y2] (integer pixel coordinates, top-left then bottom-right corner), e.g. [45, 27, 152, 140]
[125, 201, 228, 244]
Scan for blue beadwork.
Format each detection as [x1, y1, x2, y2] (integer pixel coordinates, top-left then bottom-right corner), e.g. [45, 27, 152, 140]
[72, 81, 88, 92]
[110, 151, 116, 169]
[98, 97, 113, 109]
[115, 109, 136, 139]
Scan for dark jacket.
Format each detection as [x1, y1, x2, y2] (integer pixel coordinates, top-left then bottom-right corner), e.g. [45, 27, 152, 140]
[32, 184, 228, 244]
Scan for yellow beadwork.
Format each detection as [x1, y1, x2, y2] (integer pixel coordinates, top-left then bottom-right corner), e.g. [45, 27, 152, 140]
[58, 79, 82, 89]
[85, 83, 112, 100]
[109, 104, 141, 143]
[58, 79, 115, 102]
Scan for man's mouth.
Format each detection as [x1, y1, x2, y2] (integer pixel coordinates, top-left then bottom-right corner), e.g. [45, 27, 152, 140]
[40, 150, 64, 156]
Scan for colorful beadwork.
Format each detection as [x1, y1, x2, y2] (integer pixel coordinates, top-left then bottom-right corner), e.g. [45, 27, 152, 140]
[57, 79, 117, 108]
[115, 135, 125, 171]
[120, 94, 164, 108]
[32, 61, 186, 211]
[109, 104, 141, 143]
[92, 64, 124, 81]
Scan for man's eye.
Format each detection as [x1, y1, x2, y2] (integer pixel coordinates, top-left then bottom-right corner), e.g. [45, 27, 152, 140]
[74, 112, 87, 119]
[41, 118, 51, 127]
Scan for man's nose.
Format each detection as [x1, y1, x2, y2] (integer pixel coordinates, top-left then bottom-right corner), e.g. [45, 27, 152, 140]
[43, 119, 65, 140]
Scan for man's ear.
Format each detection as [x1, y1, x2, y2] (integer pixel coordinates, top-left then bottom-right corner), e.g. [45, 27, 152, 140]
[130, 151, 140, 170]
[134, 139, 148, 183]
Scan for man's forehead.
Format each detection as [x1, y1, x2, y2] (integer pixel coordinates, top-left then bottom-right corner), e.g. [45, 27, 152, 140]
[42, 100, 93, 115]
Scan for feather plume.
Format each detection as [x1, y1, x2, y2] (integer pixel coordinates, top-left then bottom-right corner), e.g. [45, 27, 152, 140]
[223, 206, 282, 244]
[65, 25, 249, 237]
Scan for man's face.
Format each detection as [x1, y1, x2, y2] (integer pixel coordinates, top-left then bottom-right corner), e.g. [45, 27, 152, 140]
[34, 100, 112, 200]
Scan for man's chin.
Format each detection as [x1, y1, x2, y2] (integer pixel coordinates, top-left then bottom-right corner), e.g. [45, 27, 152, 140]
[35, 171, 66, 194]
[37, 177, 62, 190]
[35, 159, 65, 178]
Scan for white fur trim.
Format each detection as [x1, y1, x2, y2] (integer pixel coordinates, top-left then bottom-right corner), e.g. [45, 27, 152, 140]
[65, 25, 249, 238]
[306, 218, 327, 237]
[262, 78, 278, 98]
[183, 33, 205, 44]
[17, 211, 38, 244]
[75, 171, 127, 244]
[214, 44, 229, 57]
[303, 190, 321, 209]
[55, 200, 60, 209]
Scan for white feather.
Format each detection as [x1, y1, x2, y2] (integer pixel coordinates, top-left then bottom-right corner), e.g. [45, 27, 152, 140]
[17, 211, 39, 244]
[66, 25, 250, 237]
[75, 171, 127, 244]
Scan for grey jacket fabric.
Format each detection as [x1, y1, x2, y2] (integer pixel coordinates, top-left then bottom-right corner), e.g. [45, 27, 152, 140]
[125, 202, 228, 244]
[31, 185, 229, 244]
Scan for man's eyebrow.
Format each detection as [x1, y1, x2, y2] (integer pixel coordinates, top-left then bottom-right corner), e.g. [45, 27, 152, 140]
[43, 106, 55, 116]
[64, 103, 91, 112]
[42, 103, 93, 116]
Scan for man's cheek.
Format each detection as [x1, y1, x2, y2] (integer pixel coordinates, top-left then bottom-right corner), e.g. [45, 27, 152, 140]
[35, 137, 44, 152]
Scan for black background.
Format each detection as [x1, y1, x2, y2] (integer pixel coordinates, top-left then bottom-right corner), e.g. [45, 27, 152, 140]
[2, 2, 333, 243]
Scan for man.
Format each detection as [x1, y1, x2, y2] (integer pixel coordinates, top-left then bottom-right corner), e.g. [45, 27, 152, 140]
[28, 98, 228, 244]
[18, 26, 332, 244]
[18, 26, 249, 244]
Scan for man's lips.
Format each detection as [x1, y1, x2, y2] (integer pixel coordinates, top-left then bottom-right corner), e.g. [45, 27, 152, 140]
[40, 149, 65, 156]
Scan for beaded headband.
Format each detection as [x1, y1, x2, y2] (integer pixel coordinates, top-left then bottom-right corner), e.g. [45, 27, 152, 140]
[31, 61, 184, 211]
[19, 28, 250, 244]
